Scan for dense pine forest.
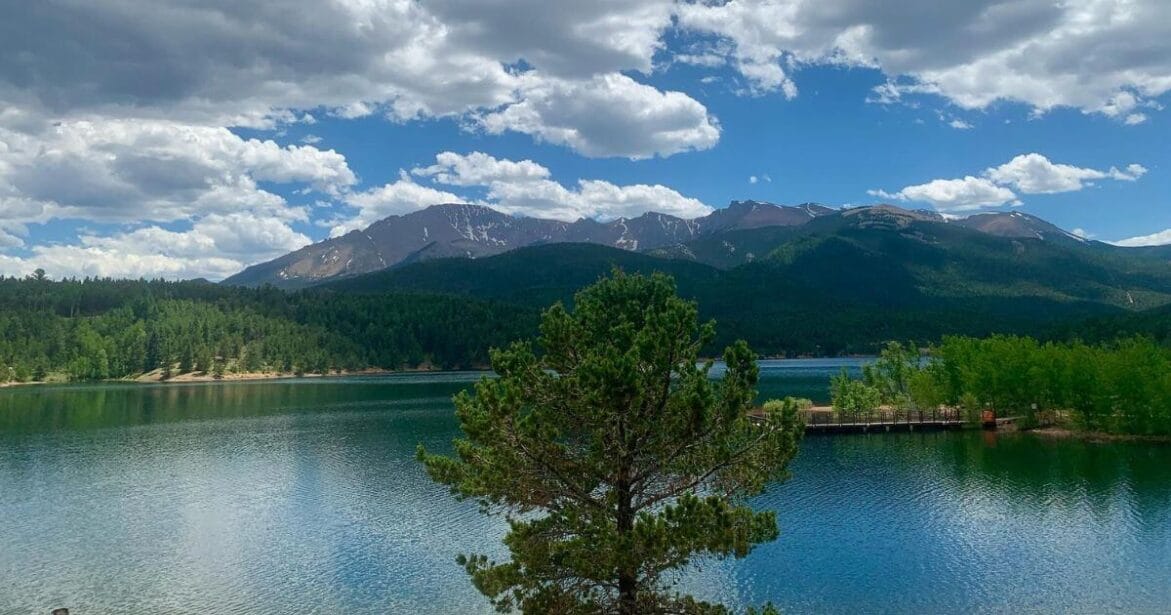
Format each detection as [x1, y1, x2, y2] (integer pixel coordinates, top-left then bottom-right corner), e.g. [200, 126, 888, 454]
[6, 256, 1171, 385]
[0, 274, 536, 383]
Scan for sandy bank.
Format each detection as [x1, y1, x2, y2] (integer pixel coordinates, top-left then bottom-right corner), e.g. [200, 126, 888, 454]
[130, 364, 483, 384]
[1027, 426, 1171, 444]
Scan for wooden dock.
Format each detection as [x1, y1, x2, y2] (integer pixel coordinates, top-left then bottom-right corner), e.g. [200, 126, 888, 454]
[796, 408, 966, 434]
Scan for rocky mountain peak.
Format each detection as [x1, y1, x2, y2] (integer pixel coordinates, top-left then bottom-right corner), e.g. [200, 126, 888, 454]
[224, 201, 1087, 288]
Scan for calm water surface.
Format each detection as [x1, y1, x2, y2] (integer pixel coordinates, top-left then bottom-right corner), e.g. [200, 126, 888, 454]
[2, 359, 1170, 614]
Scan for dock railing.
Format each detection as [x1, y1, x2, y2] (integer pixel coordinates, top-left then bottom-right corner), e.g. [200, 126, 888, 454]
[798, 407, 965, 432]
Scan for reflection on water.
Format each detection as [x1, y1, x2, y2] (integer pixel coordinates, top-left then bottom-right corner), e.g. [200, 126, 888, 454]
[1, 362, 1169, 614]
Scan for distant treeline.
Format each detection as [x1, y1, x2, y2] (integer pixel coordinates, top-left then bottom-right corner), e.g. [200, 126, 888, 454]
[322, 242, 1149, 357]
[0, 276, 536, 383]
[832, 336, 1171, 436]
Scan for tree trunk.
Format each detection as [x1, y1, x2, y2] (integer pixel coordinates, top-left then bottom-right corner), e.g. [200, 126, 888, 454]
[618, 572, 637, 615]
[616, 478, 637, 615]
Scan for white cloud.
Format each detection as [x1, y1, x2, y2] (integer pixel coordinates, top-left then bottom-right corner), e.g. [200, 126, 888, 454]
[675, 0, 1171, 121]
[0, 1, 524, 128]
[413, 151, 551, 187]
[477, 73, 719, 159]
[0, 118, 355, 224]
[0, 229, 24, 249]
[407, 151, 711, 222]
[1070, 228, 1095, 240]
[0, 247, 244, 281]
[949, 119, 973, 130]
[0, 117, 350, 280]
[0, 0, 712, 159]
[1110, 164, 1150, 182]
[873, 153, 1148, 211]
[870, 177, 1019, 212]
[424, 0, 674, 77]
[1113, 229, 1171, 247]
[0, 212, 311, 281]
[0, 0, 723, 283]
[332, 173, 463, 236]
[985, 154, 1146, 194]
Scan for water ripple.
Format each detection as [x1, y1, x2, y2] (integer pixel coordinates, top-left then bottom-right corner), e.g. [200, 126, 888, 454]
[2, 374, 1170, 614]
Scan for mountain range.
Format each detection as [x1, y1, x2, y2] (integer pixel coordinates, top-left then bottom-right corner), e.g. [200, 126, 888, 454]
[220, 201, 1171, 353]
[224, 200, 835, 287]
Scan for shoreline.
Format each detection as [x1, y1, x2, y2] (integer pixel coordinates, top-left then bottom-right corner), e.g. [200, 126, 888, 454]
[131, 364, 491, 384]
[1025, 426, 1171, 444]
[8, 375, 1171, 445]
[0, 365, 493, 389]
[1, 356, 871, 390]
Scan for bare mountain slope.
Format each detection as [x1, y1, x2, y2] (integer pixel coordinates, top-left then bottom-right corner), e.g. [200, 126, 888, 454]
[224, 201, 830, 287]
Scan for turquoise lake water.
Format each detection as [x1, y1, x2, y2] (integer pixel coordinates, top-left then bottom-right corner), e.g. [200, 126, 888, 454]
[2, 359, 1170, 614]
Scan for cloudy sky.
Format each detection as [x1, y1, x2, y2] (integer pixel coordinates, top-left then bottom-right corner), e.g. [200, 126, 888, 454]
[1, 0, 1169, 279]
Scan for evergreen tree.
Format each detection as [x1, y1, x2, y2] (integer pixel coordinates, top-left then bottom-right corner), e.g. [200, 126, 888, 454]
[195, 347, 213, 375]
[32, 357, 48, 382]
[144, 331, 163, 372]
[178, 347, 194, 374]
[241, 345, 262, 373]
[419, 272, 802, 614]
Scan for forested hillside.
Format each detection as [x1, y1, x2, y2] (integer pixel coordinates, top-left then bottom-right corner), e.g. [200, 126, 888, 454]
[323, 242, 1138, 355]
[9, 214, 1171, 385]
[0, 276, 536, 383]
[651, 206, 1171, 311]
[307, 202, 1171, 355]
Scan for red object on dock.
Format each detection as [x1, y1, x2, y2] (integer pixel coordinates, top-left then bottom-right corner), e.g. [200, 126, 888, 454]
[981, 409, 996, 429]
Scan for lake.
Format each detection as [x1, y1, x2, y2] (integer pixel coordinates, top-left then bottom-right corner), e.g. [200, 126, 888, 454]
[2, 359, 1170, 614]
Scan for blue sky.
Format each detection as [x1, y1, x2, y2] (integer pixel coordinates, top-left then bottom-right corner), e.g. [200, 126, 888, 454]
[1, 1, 1169, 279]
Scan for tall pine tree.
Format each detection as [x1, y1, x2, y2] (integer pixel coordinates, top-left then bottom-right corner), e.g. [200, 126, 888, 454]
[419, 272, 802, 614]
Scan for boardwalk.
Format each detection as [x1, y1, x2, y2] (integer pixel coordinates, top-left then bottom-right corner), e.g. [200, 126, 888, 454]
[798, 408, 966, 434]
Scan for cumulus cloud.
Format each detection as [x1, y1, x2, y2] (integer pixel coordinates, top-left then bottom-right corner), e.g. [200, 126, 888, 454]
[0, 1, 521, 127]
[328, 151, 711, 234]
[0, 212, 311, 280]
[404, 151, 711, 222]
[0, 116, 350, 279]
[0, 0, 721, 281]
[332, 173, 464, 236]
[676, 0, 1171, 121]
[424, 0, 674, 77]
[413, 151, 551, 187]
[0, 118, 355, 224]
[415, 151, 711, 221]
[872, 153, 1148, 211]
[22, 0, 1167, 127]
[986, 154, 1147, 194]
[1113, 229, 1171, 247]
[477, 73, 720, 159]
[0, 0, 712, 159]
[870, 177, 1019, 212]
[0, 229, 24, 249]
